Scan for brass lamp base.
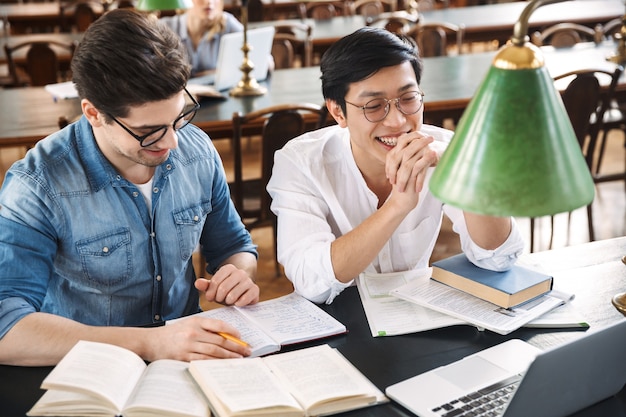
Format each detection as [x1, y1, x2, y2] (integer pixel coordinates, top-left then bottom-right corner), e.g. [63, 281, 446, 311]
[611, 255, 626, 317]
[229, 78, 267, 97]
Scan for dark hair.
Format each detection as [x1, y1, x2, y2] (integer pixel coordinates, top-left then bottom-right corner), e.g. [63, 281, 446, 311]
[71, 9, 191, 120]
[320, 27, 423, 115]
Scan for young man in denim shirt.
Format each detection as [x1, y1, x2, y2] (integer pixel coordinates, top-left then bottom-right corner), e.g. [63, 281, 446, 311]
[0, 9, 259, 366]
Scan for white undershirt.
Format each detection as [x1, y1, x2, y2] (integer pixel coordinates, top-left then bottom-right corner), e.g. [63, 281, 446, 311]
[134, 177, 154, 212]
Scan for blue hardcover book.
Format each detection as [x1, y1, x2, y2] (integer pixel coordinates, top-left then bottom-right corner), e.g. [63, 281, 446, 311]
[431, 254, 553, 308]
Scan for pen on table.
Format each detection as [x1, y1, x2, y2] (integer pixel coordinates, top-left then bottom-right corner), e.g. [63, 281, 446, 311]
[218, 332, 250, 347]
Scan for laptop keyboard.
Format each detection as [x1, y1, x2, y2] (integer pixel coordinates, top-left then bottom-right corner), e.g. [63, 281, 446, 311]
[431, 374, 522, 417]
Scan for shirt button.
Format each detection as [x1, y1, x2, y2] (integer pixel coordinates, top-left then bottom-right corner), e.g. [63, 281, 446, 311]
[193, 215, 199, 222]
[156, 275, 162, 281]
[102, 247, 109, 253]
[116, 175, 121, 181]
[154, 314, 161, 321]
[132, 191, 139, 198]
[166, 164, 172, 170]
[153, 187, 159, 194]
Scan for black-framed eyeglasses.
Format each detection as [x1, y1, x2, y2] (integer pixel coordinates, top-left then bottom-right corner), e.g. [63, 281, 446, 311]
[108, 87, 200, 147]
[345, 90, 425, 123]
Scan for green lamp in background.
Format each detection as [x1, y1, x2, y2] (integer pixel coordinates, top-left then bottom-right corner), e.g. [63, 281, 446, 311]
[136, 0, 192, 11]
[428, 0, 594, 218]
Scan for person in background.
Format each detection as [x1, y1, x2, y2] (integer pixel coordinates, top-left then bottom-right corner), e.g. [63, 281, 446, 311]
[0, 9, 259, 366]
[161, 0, 243, 77]
[266, 27, 525, 304]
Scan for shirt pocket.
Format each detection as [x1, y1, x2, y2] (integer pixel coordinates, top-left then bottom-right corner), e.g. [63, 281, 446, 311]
[75, 228, 132, 290]
[397, 216, 439, 269]
[173, 201, 212, 261]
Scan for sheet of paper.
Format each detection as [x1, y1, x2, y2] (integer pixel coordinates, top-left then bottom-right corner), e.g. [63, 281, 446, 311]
[357, 268, 465, 337]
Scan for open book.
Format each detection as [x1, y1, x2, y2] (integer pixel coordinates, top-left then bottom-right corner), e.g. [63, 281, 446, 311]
[169, 292, 347, 357]
[390, 271, 574, 335]
[356, 269, 465, 337]
[27, 341, 208, 417]
[189, 344, 388, 417]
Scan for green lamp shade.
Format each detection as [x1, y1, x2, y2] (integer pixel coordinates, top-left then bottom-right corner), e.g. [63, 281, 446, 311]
[429, 47, 595, 217]
[136, 0, 192, 10]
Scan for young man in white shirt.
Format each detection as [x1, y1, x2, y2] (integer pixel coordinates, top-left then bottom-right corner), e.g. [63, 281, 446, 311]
[267, 27, 525, 304]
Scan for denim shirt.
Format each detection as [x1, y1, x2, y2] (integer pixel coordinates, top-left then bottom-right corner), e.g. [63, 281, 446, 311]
[0, 116, 257, 338]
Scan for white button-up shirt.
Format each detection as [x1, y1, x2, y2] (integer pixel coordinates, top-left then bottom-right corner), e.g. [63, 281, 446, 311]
[267, 124, 524, 304]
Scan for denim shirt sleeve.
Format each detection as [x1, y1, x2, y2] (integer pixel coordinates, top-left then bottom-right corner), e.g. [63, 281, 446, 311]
[0, 168, 60, 338]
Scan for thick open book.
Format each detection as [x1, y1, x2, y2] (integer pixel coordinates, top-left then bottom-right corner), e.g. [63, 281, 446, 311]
[27, 341, 209, 417]
[189, 344, 388, 417]
[169, 292, 347, 357]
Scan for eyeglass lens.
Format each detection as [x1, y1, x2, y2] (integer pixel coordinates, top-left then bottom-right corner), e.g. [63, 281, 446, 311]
[362, 91, 423, 122]
[140, 102, 198, 147]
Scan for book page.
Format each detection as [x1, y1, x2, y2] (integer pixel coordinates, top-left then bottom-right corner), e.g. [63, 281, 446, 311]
[38, 340, 147, 412]
[234, 292, 347, 346]
[188, 357, 303, 417]
[390, 275, 569, 335]
[262, 344, 386, 416]
[124, 360, 209, 417]
[173, 307, 280, 358]
[357, 269, 465, 337]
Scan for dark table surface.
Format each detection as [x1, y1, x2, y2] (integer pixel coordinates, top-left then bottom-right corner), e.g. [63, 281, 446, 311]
[2, 237, 626, 416]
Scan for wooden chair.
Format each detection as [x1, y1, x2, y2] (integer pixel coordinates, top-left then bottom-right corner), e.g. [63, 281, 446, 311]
[4, 40, 77, 87]
[530, 67, 623, 251]
[597, 17, 624, 41]
[298, 2, 349, 20]
[271, 23, 313, 68]
[405, 21, 464, 57]
[531, 22, 599, 48]
[231, 103, 329, 275]
[349, 0, 397, 19]
[59, 0, 101, 32]
[365, 11, 419, 34]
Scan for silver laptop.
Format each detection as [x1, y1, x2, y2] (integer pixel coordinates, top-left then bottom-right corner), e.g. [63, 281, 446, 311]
[187, 26, 275, 92]
[386, 319, 626, 417]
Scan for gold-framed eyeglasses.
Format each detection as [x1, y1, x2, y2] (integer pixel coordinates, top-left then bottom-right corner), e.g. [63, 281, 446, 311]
[109, 87, 200, 147]
[345, 90, 425, 123]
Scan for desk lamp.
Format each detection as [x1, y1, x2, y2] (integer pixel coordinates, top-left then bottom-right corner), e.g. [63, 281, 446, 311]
[429, 0, 594, 218]
[136, 0, 192, 12]
[229, 0, 267, 97]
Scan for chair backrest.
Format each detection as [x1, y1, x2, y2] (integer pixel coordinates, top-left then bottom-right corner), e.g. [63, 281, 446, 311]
[59, 0, 100, 32]
[271, 23, 313, 68]
[405, 21, 464, 57]
[554, 66, 624, 169]
[230, 103, 328, 226]
[4, 40, 77, 86]
[299, 2, 347, 20]
[349, 0, 397, 19]
[531, 22, 598, 48]
[598, 17, 624, 41]
[365, 11, 419, 34]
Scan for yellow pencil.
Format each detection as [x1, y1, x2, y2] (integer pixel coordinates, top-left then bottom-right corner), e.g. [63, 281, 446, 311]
[218, 332, 250, 347]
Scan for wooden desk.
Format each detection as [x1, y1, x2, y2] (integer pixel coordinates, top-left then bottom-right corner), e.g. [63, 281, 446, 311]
[420, 0, 624, 45]
[2, 237, 626, 416]
[0, 2, 63, 34]
[0, 1, 104, 34]
[0, 41, 621, 148]
[253, 0, 623, 49]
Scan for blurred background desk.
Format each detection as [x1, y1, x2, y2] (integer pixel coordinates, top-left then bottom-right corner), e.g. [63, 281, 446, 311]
[1, 41, 622, 148]
[420, 0, 623, 45]
[1, 236, 625, 417]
